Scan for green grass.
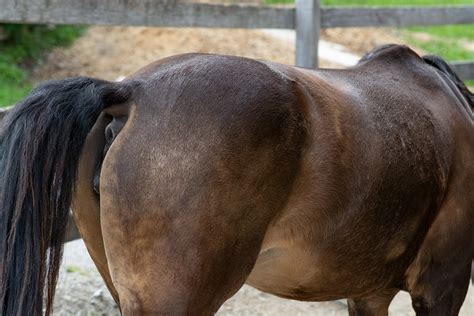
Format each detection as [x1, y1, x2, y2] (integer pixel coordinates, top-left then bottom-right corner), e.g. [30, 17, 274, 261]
[265, 0, 473, 5]
[0, 24, 86, 107]
[404, 29, 473, 60]
[66, 265, 81, 273]
[408, 24, 473, 41]
[404, 25, 474, 86]
[65, 265, 88, 276]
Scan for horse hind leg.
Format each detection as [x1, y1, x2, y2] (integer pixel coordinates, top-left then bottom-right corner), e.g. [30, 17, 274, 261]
[347, 288, 399, 316]
[409, 263, 471, 316]
[405, 187, 473, 316]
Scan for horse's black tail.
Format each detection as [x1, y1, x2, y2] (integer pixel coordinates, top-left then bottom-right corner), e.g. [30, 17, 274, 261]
[422, 55, 473, 111]
[0, 77, 133, 315]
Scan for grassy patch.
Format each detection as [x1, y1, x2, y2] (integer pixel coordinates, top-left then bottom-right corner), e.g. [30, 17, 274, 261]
[403, 25, 474, 86]
[404, 31, 473, 60]
[406, 23, 473, 57]
[404, 18, 473, 87]
[264, 0, 293, 4]
[65, 265, 88, 276]
[408, 24, 473, 41]
[265, 0, 473, 5]
[0, 25, 85, 107]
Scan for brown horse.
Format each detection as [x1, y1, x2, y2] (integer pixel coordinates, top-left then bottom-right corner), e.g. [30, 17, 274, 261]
[0, 44, 473, 315]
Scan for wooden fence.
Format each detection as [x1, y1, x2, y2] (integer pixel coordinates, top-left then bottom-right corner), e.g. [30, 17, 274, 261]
[0, 0, 473, 78]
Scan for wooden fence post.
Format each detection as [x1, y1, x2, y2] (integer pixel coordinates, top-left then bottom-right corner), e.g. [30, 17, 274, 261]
[295, 0, 320, 68]
[0, 107, 10, 120]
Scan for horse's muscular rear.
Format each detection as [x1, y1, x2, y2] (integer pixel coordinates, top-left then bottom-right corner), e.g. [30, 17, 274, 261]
[95, 54, 308, 314]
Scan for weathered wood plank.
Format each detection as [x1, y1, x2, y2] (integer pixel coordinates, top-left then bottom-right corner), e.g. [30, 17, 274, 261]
[450, 61, 474, 81]
[295, 0, 320, 69]
[0, 107, 11, 120]
[321, 6, 474, 28]
[1, 1, 473, 29]
[0, 0, 294, 29]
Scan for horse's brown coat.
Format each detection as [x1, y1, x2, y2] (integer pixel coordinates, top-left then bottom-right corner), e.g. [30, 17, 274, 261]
[72, 45, 473, 315]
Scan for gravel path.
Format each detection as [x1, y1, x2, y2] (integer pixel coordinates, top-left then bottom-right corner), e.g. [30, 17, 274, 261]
[54, 240, 473, 315]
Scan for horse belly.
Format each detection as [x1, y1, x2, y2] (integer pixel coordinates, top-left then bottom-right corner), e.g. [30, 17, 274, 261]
[247, 249, 324, 300]
[246, 235, 365, 301]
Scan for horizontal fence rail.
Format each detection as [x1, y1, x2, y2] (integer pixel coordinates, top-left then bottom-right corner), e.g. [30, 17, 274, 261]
[1, 1, 474, 29]
[450, 61, 474, 82]
[320, 6, 474, 28]
[0, 0, 296, 29]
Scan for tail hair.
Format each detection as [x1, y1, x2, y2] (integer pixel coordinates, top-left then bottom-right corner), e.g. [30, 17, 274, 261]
[422, 55, 473, 110]
[0, 77, 132, 315]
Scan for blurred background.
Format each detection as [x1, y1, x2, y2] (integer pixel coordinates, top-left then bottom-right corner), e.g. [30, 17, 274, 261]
[0, 1, 473, 315]
[1, 0, 472, 108]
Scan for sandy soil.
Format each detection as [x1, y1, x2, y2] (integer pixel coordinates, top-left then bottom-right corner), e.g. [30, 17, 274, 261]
[321, 27, 409, 55]
[30, 27, 299, 82]
[30, 26, 410, 83]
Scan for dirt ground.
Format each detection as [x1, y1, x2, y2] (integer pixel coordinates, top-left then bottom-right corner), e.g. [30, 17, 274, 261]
[30, 26, 407, 82]
[31, 27, 298, 82]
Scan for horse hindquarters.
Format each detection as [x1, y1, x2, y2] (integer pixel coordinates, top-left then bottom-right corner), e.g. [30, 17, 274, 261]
[97, 55, 307, 314]
[98, 108, 305, 314]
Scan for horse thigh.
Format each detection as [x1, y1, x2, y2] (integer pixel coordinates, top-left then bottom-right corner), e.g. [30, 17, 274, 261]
[99, 183, 288, 314]
[99, 144, 298, 314]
